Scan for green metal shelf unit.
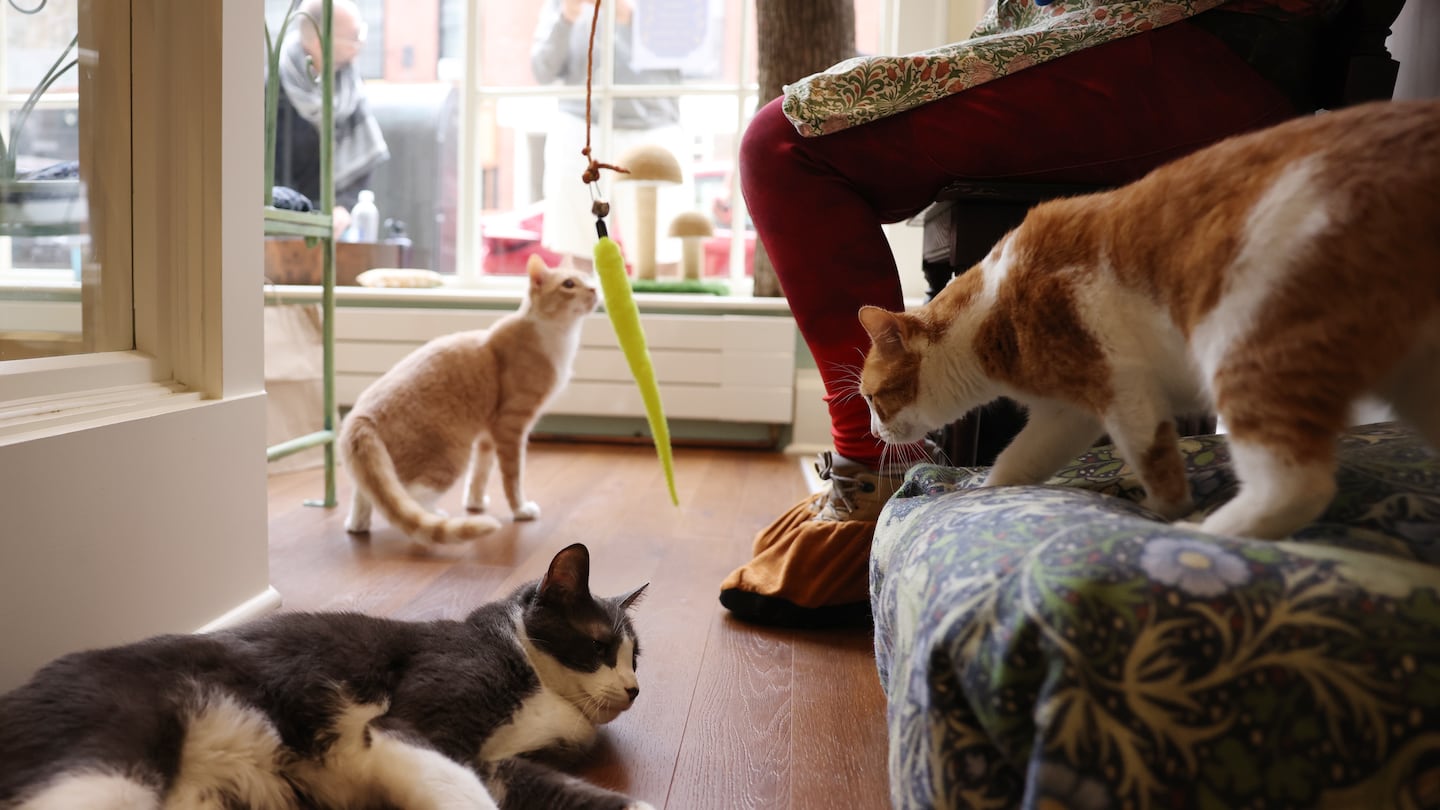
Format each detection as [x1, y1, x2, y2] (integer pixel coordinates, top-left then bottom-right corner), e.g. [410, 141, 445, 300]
[263, 0, 338, 508]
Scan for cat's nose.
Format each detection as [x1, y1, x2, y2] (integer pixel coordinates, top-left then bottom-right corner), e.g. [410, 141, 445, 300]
[625, 686, 639, 702]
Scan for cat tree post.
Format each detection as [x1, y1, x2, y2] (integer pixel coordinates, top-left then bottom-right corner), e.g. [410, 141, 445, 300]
[668, 211, 714, 280]
[615, 143, 682, 280]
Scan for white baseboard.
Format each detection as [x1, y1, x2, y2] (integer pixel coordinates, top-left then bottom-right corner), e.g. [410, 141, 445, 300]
[195, 586, 284, 634]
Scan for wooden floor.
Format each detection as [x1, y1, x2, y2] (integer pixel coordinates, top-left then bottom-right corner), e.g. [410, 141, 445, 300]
[267, 440, 892, 810]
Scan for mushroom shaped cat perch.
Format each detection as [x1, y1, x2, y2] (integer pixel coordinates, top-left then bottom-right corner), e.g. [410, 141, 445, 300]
[614, 142, 683, 280]
[594, 231, 679, 506]
[668, 211, 714, 281]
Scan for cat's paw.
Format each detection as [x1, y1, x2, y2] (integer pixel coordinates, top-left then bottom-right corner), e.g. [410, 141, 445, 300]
[622, 802, 656, 810]
[465, 493, 491, 513]
[513, 501, 541, 521]
[344, 517, 371, 534]
[1171, 519, 1207, 534]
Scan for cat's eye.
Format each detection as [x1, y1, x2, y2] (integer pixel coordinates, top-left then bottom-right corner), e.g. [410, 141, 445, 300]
[563, 279, 576, 289]
[592, 639, 608, 655]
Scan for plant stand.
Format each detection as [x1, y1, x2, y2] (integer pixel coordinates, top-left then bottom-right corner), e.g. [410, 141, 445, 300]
[263, 0, 338, 508]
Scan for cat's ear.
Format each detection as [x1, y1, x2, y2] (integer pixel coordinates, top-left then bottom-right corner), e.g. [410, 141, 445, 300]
[617, 583, 648, 612]
[526, 253, 550, 289]
[859, 305, 907, 353]
[538, 542, 592, 604]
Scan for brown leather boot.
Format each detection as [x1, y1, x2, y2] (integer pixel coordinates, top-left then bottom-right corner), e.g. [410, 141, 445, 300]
[719, 452, 911, 628]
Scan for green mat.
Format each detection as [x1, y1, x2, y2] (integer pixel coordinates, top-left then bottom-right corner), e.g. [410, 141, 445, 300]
[628, 278, 731, 296]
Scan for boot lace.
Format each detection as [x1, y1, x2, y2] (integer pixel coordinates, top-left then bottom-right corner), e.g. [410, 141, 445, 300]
[811, 452, 878, 521]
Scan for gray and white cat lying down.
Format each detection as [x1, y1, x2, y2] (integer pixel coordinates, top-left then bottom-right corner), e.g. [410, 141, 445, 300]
[0, 544, 651, 810]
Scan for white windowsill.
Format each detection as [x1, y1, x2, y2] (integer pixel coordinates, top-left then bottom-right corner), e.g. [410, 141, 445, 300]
[0, 268, 82, 301]
[266, 280, 796, 315]
[0, 379, 205, 446]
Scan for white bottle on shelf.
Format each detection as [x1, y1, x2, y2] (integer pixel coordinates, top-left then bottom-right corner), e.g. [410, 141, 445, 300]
[350, 189, 380, 243]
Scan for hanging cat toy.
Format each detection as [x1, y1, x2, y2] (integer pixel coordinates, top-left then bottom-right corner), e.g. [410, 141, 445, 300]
[578, 0, 678, 506]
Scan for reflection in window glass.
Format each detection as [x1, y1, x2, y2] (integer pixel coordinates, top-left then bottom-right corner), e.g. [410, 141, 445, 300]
[0, 0, 90, 360]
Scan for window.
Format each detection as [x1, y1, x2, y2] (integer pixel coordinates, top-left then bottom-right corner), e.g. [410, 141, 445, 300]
[1, 0, 259, 410]
[0, 0, 128, 363]
[260, 0, 896, 294]
[264, 0, 385, 80]
[464, 0, 756, 287]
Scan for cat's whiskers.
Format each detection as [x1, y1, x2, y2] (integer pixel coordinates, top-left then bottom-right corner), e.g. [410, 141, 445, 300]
[877, 440, 929, 477]
[826, 359, 866, 406]
[559, 686, 621, 722]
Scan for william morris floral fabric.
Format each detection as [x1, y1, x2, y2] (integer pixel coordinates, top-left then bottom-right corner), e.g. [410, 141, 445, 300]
[871, 423, 1440, 809]
[782, 0, 1338, 137]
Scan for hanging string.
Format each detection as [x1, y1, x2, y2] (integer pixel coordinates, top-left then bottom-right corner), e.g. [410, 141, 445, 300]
[580, 0, 627, 219]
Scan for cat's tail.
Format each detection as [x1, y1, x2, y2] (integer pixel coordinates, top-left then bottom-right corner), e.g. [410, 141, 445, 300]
[340, 415, 502, 546]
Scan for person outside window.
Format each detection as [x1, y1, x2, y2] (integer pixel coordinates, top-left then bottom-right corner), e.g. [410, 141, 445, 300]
[273, 0, 390, 237]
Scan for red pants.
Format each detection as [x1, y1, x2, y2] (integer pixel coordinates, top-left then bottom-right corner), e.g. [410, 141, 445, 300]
[740, 20, 1297, 467]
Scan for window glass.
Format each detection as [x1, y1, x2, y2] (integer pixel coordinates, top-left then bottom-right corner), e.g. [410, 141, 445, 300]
[260, 0, 882, 289]
[0, 0, 104, 361]
[265, 0, 383, 80]
[353, 0, 384, 80]
[476, 0, 760, 282]
[265, 0, 462, 277]
[438, 0, 465, 74]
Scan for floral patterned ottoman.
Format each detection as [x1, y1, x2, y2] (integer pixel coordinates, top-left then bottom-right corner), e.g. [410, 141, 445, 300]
[871, 422, 1440, 810]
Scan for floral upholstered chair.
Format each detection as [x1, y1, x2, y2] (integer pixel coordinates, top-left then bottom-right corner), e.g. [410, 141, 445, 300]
[870, 422, 1440, 809]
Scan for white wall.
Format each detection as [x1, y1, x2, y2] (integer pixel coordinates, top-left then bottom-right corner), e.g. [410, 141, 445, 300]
[1390, 0, 1440, 100]
[948, 0, 987, 41]
[0, 0, 272, 691]
[0, 398, 273, 688]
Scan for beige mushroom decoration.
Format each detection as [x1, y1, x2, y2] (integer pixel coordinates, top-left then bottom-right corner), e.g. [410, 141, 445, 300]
[668, 211, 714, 280]
[615, 142, 683, 280]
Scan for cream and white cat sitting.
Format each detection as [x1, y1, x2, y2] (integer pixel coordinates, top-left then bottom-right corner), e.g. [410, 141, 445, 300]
[340, 254, 597, 547]
[859, 99, 1440, 540]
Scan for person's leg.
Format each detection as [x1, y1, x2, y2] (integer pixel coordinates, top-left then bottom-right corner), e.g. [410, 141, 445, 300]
[722, 19, 1298, 626]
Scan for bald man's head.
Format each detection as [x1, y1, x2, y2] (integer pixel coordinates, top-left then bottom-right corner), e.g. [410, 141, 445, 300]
[297, 0, 366, 69]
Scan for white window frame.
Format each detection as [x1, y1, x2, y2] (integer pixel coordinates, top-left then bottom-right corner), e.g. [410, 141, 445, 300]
[0, 1, 256, 423]
[0, 0, 260, 428]
[457, 0, 760, 291]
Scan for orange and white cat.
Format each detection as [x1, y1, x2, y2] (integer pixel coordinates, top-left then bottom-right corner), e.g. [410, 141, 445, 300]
[340, 254, 598, 547]
[859, 99, 1440, 540]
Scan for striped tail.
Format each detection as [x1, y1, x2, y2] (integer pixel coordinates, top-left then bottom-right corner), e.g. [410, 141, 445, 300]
[340, 416, 501, 547]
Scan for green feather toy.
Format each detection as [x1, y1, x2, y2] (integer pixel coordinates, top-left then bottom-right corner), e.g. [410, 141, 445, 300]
[594, 232, 679, 506]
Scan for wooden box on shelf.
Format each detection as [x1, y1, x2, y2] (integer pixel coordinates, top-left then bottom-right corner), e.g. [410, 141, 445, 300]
[263, 238, 408, 286]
